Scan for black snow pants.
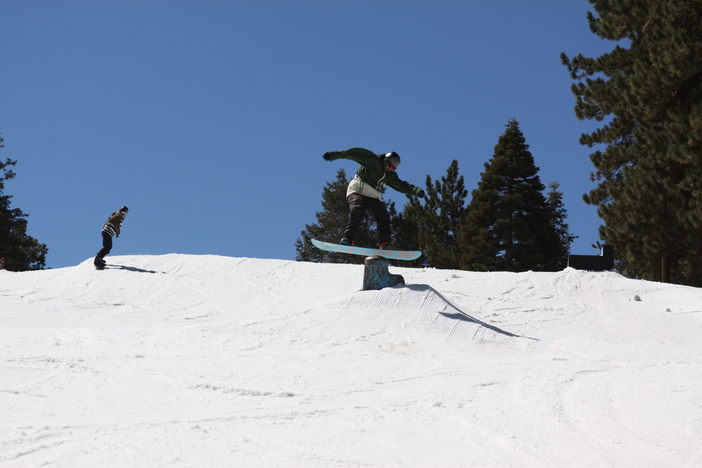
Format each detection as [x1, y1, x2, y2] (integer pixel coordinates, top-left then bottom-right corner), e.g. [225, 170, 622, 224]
[95, 232, 113, 264]
[342, 193, 391, 245]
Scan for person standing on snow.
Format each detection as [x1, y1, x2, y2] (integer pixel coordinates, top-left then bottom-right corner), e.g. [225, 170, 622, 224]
[323, 147, 424, 249]
[94, 206, 128, 269]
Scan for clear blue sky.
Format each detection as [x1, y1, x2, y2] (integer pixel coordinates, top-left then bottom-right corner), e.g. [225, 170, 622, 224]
[1, 1, 613, 269]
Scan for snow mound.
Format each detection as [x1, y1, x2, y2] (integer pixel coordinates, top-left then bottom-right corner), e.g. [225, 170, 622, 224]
[313, 285, 520, 348]
[2, 254, 702, 467]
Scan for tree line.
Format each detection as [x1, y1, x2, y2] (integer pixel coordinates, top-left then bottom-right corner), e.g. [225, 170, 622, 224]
[561, 0, 702, 286]
[297, 119, 576, 272]
[4, 1, 701, 283]
[0, 135, 48, 271]
[299, 0, 702, 286]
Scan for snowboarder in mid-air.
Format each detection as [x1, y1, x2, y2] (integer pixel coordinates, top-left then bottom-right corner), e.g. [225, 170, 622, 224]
[94, 206, 128, 269]
[323, 147, 424, 249]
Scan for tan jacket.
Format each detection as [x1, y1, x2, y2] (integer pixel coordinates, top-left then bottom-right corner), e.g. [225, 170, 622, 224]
[102, 211, 126, 237]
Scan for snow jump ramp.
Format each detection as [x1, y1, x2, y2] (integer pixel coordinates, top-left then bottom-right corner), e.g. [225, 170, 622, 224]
[312, 284, 522, 348]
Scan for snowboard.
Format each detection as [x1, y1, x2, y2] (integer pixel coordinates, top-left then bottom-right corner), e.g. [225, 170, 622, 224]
[311, 239, 422, 261]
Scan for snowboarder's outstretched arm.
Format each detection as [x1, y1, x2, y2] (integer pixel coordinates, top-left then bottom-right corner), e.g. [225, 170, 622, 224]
[322, 147, 377, 166]
[322, 147, 425, 198]
[384, 172, 425, 198]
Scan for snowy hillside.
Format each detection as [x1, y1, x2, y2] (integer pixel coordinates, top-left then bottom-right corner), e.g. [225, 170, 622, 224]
[2, 254, 702, 467]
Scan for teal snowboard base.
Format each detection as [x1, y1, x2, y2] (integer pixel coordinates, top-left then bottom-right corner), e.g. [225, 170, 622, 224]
[311, 239, 422, 261]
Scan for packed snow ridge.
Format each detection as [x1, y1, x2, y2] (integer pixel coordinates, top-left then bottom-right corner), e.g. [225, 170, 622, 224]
[1, 254, 702, 467]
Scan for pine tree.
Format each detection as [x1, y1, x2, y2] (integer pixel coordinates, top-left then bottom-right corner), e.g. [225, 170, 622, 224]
[545, 182, 577, 270]
[394, 160, 468, 269]
[296, 169, 381, 264]
[0, 136, 48, 271]
[600, 155, 690, 282]
[561, 0, 702, 285]
[460, 120, 563, 272]
[391, 195, 423, 266]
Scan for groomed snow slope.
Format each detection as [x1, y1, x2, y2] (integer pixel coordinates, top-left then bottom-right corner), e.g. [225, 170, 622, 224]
[1, 254, 702, 467]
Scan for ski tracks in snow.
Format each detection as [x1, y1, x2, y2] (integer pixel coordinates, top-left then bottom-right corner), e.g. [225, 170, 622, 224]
[3, 257, 702, 466]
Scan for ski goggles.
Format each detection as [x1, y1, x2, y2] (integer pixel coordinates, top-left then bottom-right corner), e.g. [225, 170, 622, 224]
[385, 157, 400, 170]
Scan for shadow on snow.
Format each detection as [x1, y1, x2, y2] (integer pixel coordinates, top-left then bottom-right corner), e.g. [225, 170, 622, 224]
[405, 284, 538, 340]
[104, 264, 161, 274]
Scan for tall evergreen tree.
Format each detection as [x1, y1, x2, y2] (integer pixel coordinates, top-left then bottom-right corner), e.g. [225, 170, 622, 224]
[561, 0, 702, 285]
[394, 160, 468, 269]
[296, 169, 381, 264]
[392, 195, 423, 266]
[545, 182, 577, 270]
[0, 136, 48, 271]
[460, 120, 564, 272]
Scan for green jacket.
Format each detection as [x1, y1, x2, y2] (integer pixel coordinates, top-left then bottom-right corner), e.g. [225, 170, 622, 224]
[325, 147, 422, 197]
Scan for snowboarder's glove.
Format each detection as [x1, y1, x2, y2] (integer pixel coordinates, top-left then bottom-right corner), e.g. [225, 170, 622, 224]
[416, 190, 425, 198]
[322, 152, 333, 161]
